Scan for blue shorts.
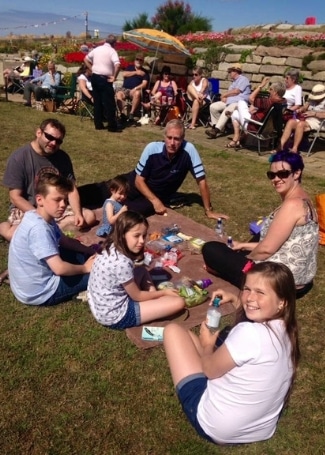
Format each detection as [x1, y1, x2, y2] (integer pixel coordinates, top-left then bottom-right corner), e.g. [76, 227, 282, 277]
[176, 374, 215, 443]
[109, 300, 141, 330]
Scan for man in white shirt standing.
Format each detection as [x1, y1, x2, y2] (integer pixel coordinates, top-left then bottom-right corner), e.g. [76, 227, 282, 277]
[84, 35, 121, 132]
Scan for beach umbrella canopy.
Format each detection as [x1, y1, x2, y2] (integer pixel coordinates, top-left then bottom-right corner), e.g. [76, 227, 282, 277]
[122, 28, 191, 56]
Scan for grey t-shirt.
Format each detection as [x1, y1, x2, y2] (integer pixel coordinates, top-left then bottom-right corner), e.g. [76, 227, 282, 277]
[3, 143, 75, 209]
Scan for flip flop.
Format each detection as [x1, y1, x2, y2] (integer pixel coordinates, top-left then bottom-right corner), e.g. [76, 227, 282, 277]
[186, 125, 196, 130]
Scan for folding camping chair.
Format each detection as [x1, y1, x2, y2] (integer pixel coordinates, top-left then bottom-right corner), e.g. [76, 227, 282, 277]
[76, 97, 94, 121]
[4, 64, 33, 95]
[244, 104, 284, 155]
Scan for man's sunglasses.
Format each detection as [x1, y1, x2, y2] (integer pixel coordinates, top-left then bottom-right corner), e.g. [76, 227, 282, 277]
[266, 170, 292, 180]
[43, 131, 63, 145]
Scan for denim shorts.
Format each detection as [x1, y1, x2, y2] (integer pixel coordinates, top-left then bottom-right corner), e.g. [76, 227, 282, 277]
[176, 374, 215, 443]
[109, 300, 141, 329]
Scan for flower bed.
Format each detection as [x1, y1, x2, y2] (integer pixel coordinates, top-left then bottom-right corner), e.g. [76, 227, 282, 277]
[178, 31, 325, 48]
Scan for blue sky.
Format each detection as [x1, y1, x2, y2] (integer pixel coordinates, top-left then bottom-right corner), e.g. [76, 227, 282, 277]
[0, 1, 324, 37]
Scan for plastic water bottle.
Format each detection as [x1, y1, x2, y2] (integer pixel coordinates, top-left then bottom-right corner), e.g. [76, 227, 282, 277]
[206, 297, 222, 333]
[215, 218, 223, 237]
[227, 236, 233, 248]
[195, 278, 213, 289]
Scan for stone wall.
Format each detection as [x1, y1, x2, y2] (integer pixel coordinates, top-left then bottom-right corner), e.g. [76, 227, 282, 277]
[196, 44, 325, 97]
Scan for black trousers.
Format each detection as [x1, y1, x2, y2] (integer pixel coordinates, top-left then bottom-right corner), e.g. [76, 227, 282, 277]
[91, 74, 117, 130]
[202, 241, 313, 299]
[202, 241, 249, 289]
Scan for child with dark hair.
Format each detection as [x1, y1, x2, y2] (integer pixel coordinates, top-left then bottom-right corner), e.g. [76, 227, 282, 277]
[88, 211, 184, 329]
[8, 173, 95, 306]
[96, 175, 130, 237]
[164, 261, 300, 445]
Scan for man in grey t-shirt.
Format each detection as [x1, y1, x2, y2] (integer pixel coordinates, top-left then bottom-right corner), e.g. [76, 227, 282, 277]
[0, 118, 96, 242]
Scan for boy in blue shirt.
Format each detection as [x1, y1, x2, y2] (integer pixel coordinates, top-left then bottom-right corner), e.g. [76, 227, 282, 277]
[8, 173, 95, 306]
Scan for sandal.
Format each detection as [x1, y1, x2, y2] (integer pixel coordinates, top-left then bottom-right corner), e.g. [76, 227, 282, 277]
[186, 125, 196, 130]
[226, 140, 241, 149]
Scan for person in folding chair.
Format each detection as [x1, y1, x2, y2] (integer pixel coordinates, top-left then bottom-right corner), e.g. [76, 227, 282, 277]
[76, 63, 95, 119]
[77, 63, 93, 104]
[278, 83, 325, 154]
[143, 65, 178, 125]
[23, 61, 60, 107]
[205, 63, 251, 139]
[115, 52, 149, 125]
[185, 66, 211, 129]
[228, 79, 286, 149]
[3, 56, 36, 93]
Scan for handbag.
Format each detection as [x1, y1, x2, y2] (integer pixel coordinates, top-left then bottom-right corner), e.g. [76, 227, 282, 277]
[315, 194, 325, 245]
[165, 106, 181, 122]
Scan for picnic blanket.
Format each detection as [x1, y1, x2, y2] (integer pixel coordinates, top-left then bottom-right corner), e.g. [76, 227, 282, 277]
[72, 208, 238, 349]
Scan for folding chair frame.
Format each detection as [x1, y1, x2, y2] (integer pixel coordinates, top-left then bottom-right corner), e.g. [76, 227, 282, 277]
[76, 99, 94, 121]
[244, 105, 281, 155]
[306, 119, 325, 156]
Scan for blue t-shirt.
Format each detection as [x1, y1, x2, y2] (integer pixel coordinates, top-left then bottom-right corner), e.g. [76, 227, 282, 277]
[130, 140, 205, 201]
[123, 65, 149, 90]
[8, 210, 61, 305]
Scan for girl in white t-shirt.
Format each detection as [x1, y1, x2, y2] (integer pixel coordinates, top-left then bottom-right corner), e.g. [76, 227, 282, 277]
[88, 211, 184, 329]
[163, 261, 300, 445]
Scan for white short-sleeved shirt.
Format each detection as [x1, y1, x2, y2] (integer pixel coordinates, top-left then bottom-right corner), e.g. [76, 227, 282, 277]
[87, 245, 134, 326]
[284, 84, 302, 108]
[86, 43, 120, 77]
[197, 320, 293, 444]
[77, 73, 92, 91]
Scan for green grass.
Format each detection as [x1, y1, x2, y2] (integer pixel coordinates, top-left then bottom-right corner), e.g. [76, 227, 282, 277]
[0, 100, 325, 454]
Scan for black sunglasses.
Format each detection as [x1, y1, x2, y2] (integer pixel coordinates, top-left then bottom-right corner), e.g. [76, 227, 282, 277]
[43, 131, 63, 145]
[193, 73, 199, 76]
[266, 170, 292, 180]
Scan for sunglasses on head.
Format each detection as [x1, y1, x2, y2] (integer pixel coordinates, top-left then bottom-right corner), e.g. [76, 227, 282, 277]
[43, 131, 63, 145]
[266, 170, 292, 180]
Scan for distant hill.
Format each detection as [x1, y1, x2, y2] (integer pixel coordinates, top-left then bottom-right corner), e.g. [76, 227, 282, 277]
[0, 9, 122, 38]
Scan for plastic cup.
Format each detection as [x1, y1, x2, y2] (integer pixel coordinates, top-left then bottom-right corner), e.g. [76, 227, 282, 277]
[161, 95, 167, 105]
[167, 96, 173, 105]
